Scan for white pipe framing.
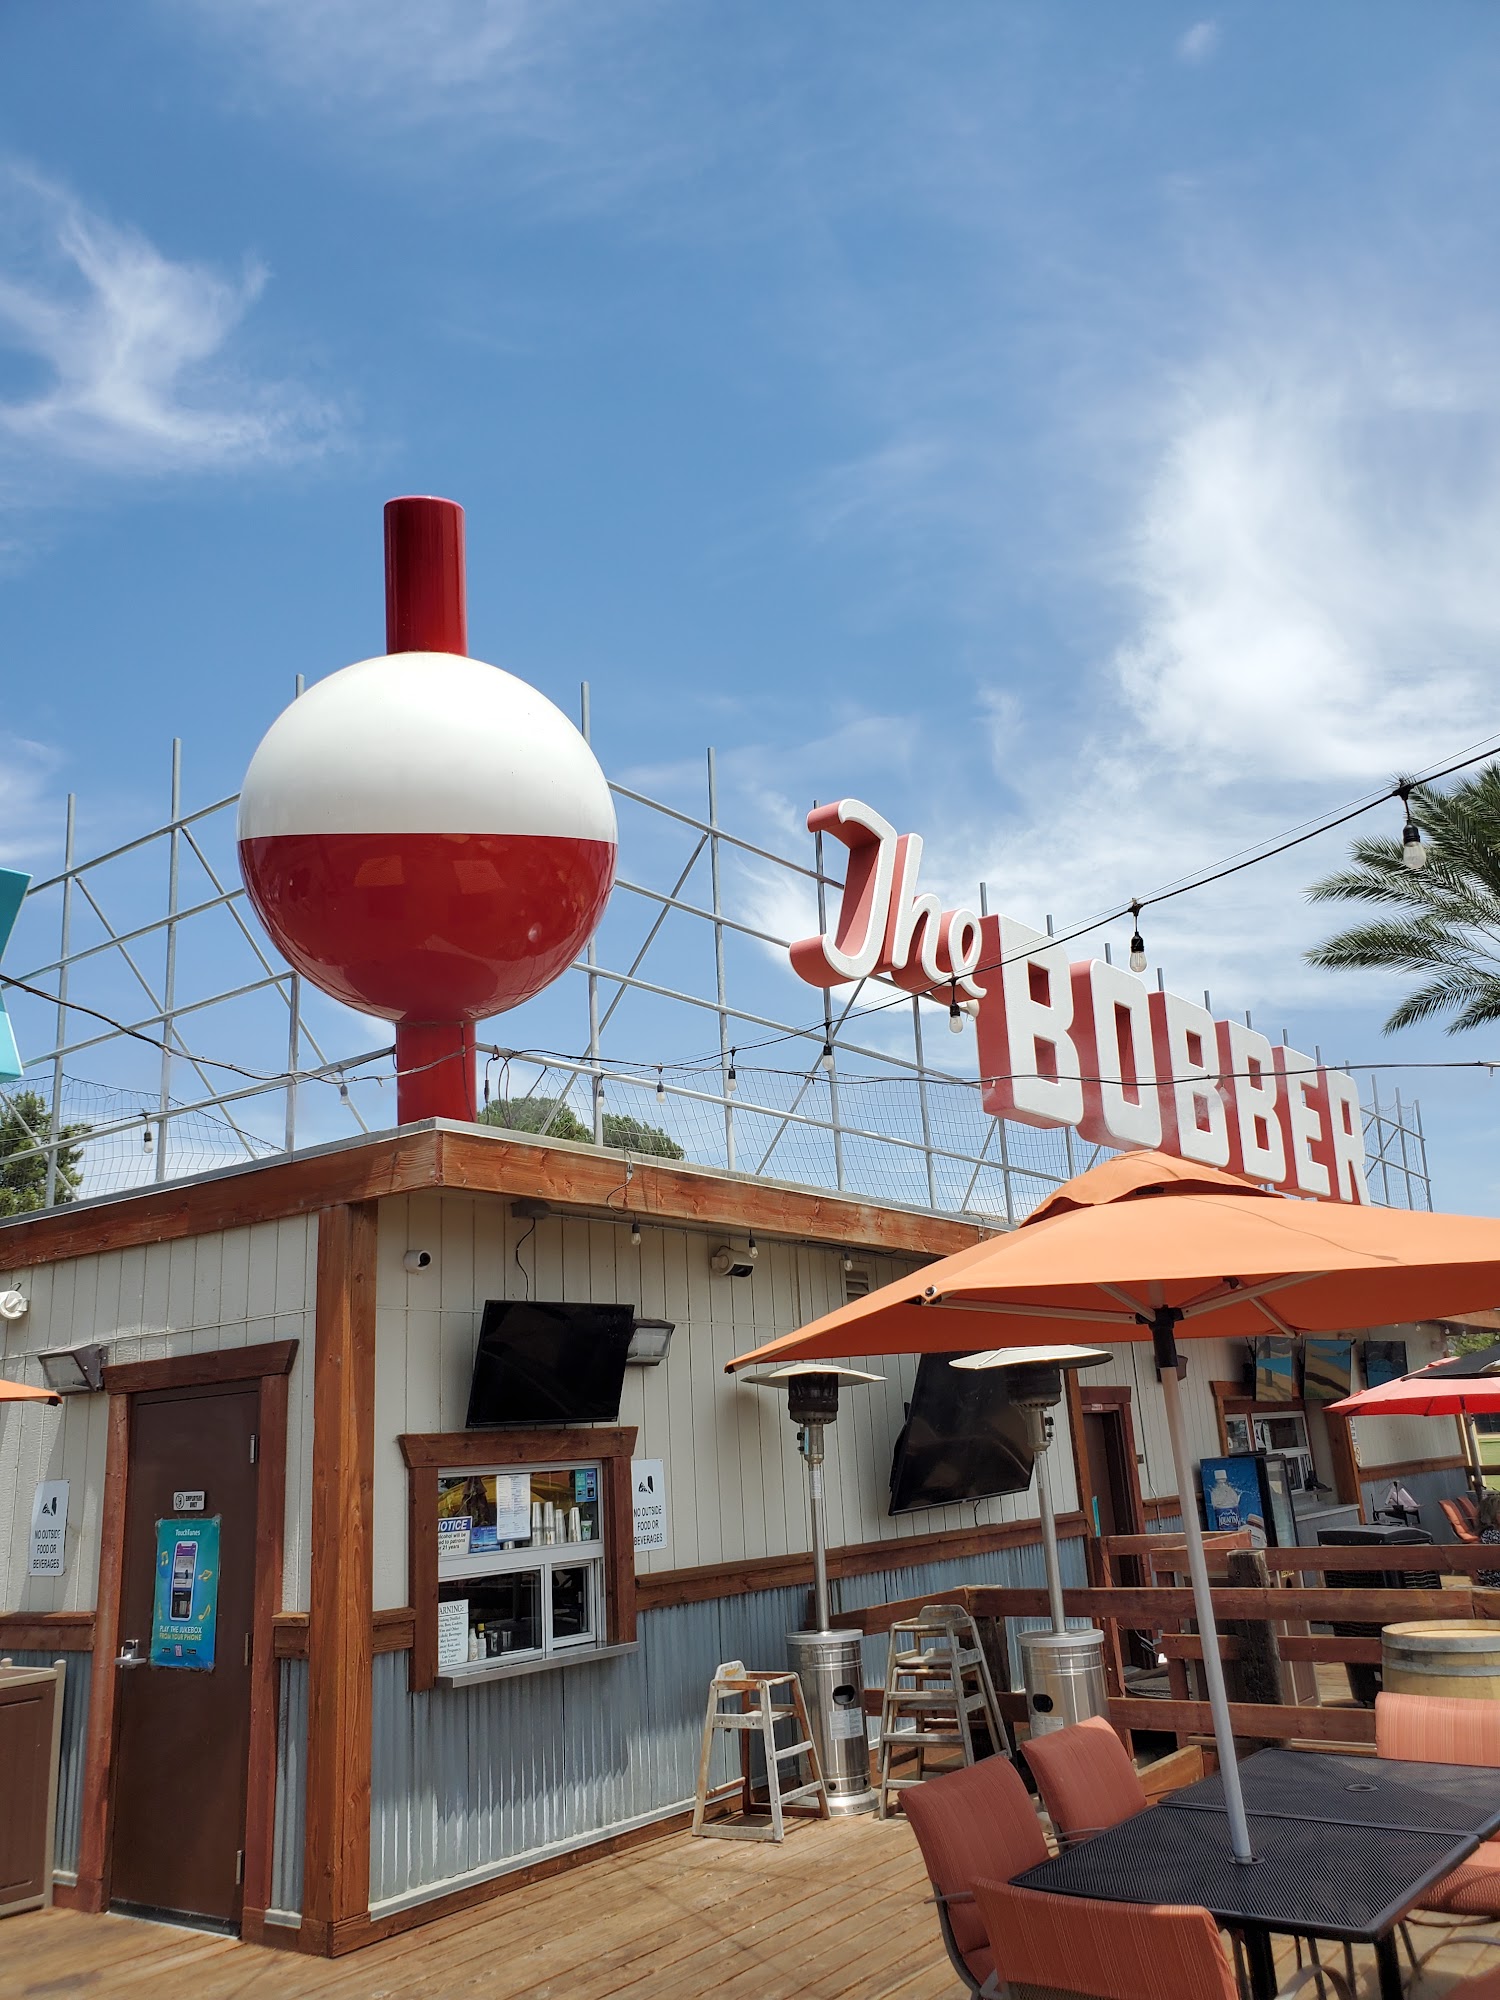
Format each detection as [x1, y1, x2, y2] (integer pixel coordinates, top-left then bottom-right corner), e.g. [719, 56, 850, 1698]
[0, 742, 1436, 1219]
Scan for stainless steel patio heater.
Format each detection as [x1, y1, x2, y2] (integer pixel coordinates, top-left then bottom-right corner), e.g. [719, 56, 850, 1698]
[744, 1362, 884, 1815]
[951, 1345, 1111, 1735]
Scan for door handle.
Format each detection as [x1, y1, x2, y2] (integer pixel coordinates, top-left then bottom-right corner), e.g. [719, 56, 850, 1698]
[115, 1638, 146, 1668]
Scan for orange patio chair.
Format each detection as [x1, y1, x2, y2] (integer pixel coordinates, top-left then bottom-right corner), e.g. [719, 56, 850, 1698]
[1376, 1691, 1500, 1971]
[972, 1878, 1351, 2000]
[903, 1754, 1050, 1999]
[1020, 1716, 1147, 1846]
[1442, 1496, 1481, 1543]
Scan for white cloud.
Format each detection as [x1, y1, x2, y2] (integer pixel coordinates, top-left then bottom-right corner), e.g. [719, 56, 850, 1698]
[1177, 21, 1220, 65]
[0, 738, 63, 874]
[168, 0, 685, 202]
[0, 167, 336, 486]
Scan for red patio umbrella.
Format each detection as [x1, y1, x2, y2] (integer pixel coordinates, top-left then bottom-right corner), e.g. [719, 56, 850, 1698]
[726, 1148, 1500, 1863]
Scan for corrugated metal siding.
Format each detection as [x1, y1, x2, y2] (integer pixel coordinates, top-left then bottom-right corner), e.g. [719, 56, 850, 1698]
[3, 1649, 91, 1877]
[272, 1657, 307, 1916]
[369, 1537, 1089, 1906]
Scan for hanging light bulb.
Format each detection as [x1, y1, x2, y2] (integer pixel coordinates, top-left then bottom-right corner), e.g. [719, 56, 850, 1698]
[630, 1220, 642, 1249]
[948, 981, 964, 1034]
[482, 1073, 491, 1109]
[1399, 787, 1428, 871]
[746, 1230, 759, 1261]
[1128, 900, 1147, 974]
[655, 1066, 665, 1104]
[338, 1077, 350, 1104]
[726, 1048, 737, 1093]
[141, 1114, 153, 1151]
[820, 1041, 835, 1072]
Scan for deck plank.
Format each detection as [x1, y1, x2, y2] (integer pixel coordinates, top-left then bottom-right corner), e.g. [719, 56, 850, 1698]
[1, 1817, 1495, 2000]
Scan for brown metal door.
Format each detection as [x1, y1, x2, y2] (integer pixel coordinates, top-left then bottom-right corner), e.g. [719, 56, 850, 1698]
[109, 1383, 258, 1924]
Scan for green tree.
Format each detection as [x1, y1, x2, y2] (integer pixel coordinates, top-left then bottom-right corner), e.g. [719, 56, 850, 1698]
[1306, 766, 1500, 1033]
[600, 1112, 684, 1160]
[0, 1090, 89, 1215]
[477, 1095, 684, 1159]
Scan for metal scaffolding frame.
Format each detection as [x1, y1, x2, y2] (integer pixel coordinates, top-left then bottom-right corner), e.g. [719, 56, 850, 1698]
[0, 703, 1435, 1223]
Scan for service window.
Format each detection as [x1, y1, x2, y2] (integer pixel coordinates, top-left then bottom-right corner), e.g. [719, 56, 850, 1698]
[400, 1426, 638, 1692]
[436, 1463, 606, 1672]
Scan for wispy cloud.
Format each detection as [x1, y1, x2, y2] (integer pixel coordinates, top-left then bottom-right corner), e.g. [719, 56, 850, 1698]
[1177, 21, 1220, 66]
[0, 738, 63, 873]
[0, 166, 336, 489]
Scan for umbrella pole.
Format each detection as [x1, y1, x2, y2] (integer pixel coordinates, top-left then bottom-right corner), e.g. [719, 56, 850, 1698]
[1154, 1314, 1255, 1865]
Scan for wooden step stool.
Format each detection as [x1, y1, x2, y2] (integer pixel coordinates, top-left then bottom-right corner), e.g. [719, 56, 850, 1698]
[690, 1660, 830, 1842]
[877, 1602, 1008, 1817]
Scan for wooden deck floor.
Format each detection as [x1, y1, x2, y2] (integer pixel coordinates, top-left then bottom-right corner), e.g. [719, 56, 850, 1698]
[3, 1816, 1497, 1999]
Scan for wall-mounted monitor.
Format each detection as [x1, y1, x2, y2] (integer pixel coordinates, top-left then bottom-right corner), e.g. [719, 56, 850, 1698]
[465, 1301, 636, 1427]
[1363, 1339, 1409, 1390]
[1254, 1336, 1298, 1405]
[1302, 1338, 1353, 1405]
[888, 1352, 1035, 1514]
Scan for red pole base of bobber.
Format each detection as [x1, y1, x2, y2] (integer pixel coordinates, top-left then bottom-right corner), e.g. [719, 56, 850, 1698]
[395, 1020, 477, 1124]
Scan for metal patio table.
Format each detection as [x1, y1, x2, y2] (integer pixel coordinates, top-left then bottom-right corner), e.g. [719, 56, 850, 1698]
[1013, 1747, 1500, 2000]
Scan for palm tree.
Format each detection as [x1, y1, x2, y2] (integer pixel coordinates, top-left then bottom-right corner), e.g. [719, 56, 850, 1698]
[1306, 764, 1500, 1033]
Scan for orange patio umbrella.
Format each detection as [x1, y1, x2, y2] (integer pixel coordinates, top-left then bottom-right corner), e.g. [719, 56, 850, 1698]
[726, 1149, 1500, 1863]
[0, 1378, 60, 1405]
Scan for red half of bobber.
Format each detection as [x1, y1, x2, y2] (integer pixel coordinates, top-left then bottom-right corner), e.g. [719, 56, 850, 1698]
[239, 828, 616, 1021]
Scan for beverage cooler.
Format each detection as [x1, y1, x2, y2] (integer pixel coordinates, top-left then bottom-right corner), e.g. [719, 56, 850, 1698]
[1200, 1452, 1301, 1548]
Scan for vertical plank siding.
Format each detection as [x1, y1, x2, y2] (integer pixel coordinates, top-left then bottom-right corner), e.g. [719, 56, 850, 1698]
[0, 1216, 318, 1613]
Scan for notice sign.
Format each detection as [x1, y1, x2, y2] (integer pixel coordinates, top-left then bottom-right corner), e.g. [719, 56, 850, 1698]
[631, 1459, 668, 1551]
[150, 1516, 221, 1670]
[29, 1480, 68, 1577]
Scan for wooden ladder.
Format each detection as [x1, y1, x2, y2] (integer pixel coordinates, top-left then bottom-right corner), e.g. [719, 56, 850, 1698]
[690, 1660, 831, 1842]
[877, 1602, 1008, 1817]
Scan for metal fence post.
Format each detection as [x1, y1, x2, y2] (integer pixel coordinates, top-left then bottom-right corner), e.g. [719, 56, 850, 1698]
[911, 996, 939, 1212]
[813, 819, 844, 1190]
[581, 684, 604, 1146]
[156, 740, 181, 1182]
[44, 794, 75, 1208]
[706, 748, 735, 1173]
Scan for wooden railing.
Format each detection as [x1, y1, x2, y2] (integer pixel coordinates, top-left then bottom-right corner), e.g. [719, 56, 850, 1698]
[833, 1535, 1500, 1751]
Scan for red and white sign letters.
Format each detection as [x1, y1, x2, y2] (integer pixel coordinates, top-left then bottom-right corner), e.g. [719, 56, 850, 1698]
[790, 799, 1369, 1204]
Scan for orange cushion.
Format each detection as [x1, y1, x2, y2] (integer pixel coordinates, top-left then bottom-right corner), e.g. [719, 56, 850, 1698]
[973, 1880, 1240, 2000]
[1022, 1717, 1148, 1844]
[1376, 1692, 1500, 1768]
[904, 1756, 1050, 1972]
[1417, 1839, 1500, 1919]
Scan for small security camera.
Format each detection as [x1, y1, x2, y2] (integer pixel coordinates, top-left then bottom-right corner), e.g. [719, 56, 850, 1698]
[0, 1290, 28, 1321]
[710, 1246, 756, 1280]
[403, 1250, 432, 1273]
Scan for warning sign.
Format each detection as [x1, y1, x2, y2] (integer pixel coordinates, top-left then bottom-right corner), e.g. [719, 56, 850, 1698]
[631, 1459, 668, 1552]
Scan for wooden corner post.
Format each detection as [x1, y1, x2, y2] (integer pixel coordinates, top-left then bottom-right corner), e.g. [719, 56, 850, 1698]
[304, 1201, 378, 1952]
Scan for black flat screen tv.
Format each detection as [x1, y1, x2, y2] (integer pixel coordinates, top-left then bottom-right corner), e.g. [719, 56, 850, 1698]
[888, 1352, 1035, 1514]
[465, 1300, 636, 1427]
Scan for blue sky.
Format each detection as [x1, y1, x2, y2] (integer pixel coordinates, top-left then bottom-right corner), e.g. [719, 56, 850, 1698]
[4, 3, 1500, 1209]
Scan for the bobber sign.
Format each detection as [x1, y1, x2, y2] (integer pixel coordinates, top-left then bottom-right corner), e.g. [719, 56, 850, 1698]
[791, 797, 1370, 1204]
[237, 498, 616, 1123]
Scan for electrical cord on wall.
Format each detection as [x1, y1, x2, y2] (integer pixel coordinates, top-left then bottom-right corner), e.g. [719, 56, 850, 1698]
[514, 1217, 537, 1300]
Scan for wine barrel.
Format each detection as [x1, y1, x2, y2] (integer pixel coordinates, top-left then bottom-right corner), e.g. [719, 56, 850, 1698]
[1382, 1621, 1500, 1700]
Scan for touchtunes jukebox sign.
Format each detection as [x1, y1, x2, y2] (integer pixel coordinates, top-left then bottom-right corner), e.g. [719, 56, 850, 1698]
[790, 800, 1369, 1205]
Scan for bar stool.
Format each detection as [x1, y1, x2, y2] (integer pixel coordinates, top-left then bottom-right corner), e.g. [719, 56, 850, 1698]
[878, 1602, 1007, 1817]
[690, 1659, 830, 1842]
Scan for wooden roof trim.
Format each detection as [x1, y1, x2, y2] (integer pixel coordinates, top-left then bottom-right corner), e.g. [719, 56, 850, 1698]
[0, 1120, 986, 1268]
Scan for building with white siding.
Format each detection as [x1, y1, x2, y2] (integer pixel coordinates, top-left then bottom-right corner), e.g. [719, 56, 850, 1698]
[0, 1115, 1463, 1954]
